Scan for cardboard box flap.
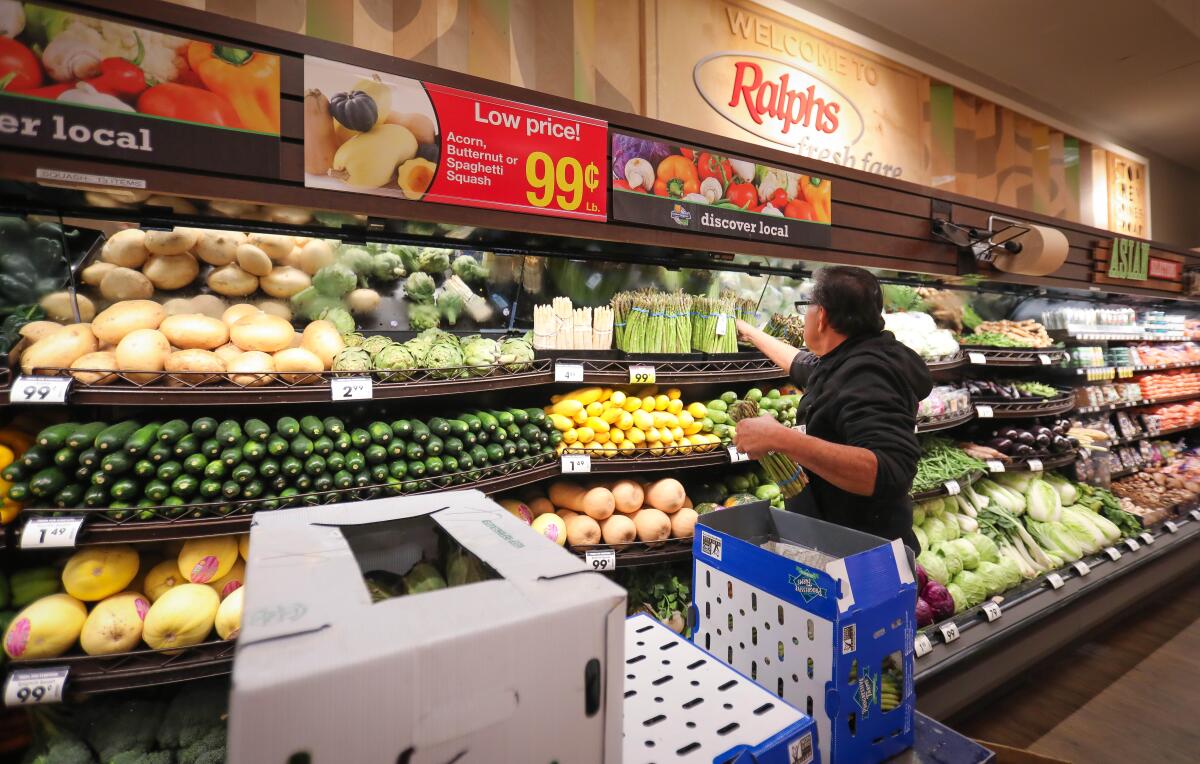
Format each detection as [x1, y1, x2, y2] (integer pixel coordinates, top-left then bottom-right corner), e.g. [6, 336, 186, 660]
[827, 538, 915, 613]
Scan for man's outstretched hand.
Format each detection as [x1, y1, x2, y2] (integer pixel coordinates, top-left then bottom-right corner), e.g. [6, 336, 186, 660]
[732, 415, 789, 459]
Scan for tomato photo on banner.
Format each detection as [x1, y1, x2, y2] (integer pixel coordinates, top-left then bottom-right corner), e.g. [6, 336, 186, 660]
[303, 56, 607, 221]
[610, 130, 831, 248]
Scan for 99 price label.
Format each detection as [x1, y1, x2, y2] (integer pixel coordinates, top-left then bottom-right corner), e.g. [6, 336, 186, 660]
[10, 376, 70, 404]
[525, 152, 601, 213]
[4, 668, 68, 707]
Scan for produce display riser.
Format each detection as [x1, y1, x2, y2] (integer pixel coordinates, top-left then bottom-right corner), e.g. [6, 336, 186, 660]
[914, 516, 1200, 719]
[571, 538, 693, 568]
[1113, 423, 1200, 446]
[970, 394, 1075, 419]
[962, 348, 1070, 367]
[916, 409, 976, 434]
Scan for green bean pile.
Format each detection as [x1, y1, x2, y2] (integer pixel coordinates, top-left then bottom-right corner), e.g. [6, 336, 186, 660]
[911, 437, 986, 493]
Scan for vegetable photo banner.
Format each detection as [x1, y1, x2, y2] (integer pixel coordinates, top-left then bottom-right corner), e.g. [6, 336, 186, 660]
[0, 3, 280, 177]
[610, 130, 832, 247]
[303, 56, 607, 221]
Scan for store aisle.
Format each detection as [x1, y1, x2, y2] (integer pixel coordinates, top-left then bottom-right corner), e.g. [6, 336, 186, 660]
[958, 575, 1200, 762]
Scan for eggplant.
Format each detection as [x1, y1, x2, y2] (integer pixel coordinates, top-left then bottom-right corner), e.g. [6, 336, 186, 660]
[1033, 426, 1054, 439]
[1034, 432, 1051, 448]
[1016, 431, 1036, 446]
[1001, 428, 1021, 440]
[989, 437, 1014, 454]
[1013, 443, 1034, 456]
[1051, 435, 1072, 452]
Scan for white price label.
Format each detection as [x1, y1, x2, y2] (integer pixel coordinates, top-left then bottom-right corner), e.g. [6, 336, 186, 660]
[561, 454, 591, 473]
[914, 633, 932, 658]
[585, 549, 616, 571]
[982, 601, 1002, 622]
[975, 405, 994, 418]
[1046, 572, 1065, 589]
[554, 362, 585, 382]
[944, 480, 961, 496]
[331, 376, 372, 400]
[4, 667, 68, 706]
[10, 376, 70, 404]
[986, 460, 1006, 473]
[938, 622, 960, 643]
[1189, 509, 1200, 521]
[1039, 354, 1053, 365]
[628, 364, 656, 384]
[968, 352, 987, 365]
[727, 445, 750, 463]
[585, 272, 603, 289]
[1164, 521, 1179, 534]
[19, 516, 84, 549]
[1104, 546, 1122, 562]
[1140, 532, 1155, 545]
[715, 314, 728, 336]
[1071, 560, 1091, 576]
[1027, 459, 1044, 472]
[1124, 538, 1140, 552]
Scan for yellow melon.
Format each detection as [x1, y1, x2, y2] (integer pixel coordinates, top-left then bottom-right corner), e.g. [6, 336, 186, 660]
[3, 593, 87, 660]
[209, 558, 245, 600]
[61, 545, 140, 602]
[238, 533, 250, 561]
[80, 591, 149, 656]
[215, 586, 244, 640]
[531, 513, 567, 546]
[142, 584, 219, 652]
[177, 536, 239, 584]
[143, 559, 184, 602]
[500, 499, 534, 525]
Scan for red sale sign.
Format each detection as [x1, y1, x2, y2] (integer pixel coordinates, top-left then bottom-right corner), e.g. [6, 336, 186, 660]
[304, 57, 606, 221]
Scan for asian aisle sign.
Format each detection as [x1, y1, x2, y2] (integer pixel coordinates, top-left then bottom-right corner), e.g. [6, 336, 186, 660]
[304, 56, 606, 221]
[0, 3, 280, 177]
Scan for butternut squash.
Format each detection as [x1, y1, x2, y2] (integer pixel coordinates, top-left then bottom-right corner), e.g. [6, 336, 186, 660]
[610, 479, 644, 514]
[600, 514, 637, 545]
[645, 478, 686, 514]
[633, 508, 671, 543]
[565, 515, 601, 547]
[548, 481, 616, 520]
[528, 496, 555, 517]
[304, 89, 337, 175]
[670, 507, 699, 539]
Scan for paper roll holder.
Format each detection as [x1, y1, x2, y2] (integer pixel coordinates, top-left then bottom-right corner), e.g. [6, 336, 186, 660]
[931, 214, 1030, 271]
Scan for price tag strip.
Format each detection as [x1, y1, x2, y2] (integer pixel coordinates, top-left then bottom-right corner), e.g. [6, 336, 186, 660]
[628, 364, 656, 384]
[1190, 509, 1200, 522]
[554, 362, 585, 383]
[1026, 458, 1044, 472]
[20, 516, 85, 549]
[10, 376, 71, 404]
[986, 460, 1006, 473]
[944, 480, 961, 496]
[975, 405, 994, 419]
[1139, 531, 1155, 545]
[967, 352, 987, 365]
[1124, 538, 1140, 552]
[584, 548, 616, 571]
[1163, 521, 1179, 534]
[1104, 546, 1122, 562]
[982, 601, 1002, 622]
[561, 453, 591, 473]
[938, 622, 960, 643]
[727, 446, 750, 463]
[4, 667, 68, 707]
[1071, 560, 1091, 577]
[1039, 354, 1053, 365]
[913, 633, 932, 658]
[330, 376, 373, 400]
[1046, 572, 1065, 589]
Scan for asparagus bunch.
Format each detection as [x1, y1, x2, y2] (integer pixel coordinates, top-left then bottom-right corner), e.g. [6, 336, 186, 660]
[765, 313, 805, 347]
[614, 290, 693, 354]
[691, 295, 738, 353]
[728, 399, 808, 498]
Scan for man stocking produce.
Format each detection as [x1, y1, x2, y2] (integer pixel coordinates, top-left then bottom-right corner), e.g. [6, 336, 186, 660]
[734, 266, 932, 548]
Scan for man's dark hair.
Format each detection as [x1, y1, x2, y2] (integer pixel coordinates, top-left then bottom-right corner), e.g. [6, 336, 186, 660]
[811, 266, 885, 337]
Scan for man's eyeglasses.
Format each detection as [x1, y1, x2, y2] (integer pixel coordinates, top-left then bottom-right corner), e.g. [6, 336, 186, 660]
[793, 300, 815, 312]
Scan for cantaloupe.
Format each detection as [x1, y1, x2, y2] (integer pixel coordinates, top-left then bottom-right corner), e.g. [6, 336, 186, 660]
[4, 594, 87, 659]
[565, 514, 602, 547]
[531, 513, 567, 546]
[215, 586, 244, 640]
[143, 559, 183, 603]
[646, 478, 687, 513]
[209, 558, 245, 600]
[178, 536, 239, 584]
[600, 514, 637, 545]
[62, 546, 140, 602]
[670, 507, 699, 539]
[238, 534, 250, 561]
[142, 583, 220, 651]
[499, 499, 534, 525]
[633, 508, 671, 543]
[610, 480, 644, 514]
[80, 591, 149, 656]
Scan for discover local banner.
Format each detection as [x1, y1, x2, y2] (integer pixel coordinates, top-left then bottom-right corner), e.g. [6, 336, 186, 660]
[304, 56, 607, 221]
[0, 3, 280, 177]
[610, 129, 832, 247]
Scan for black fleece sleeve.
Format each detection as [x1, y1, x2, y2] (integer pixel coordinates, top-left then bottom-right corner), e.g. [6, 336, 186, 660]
[788, 350, 820, 389]
[834, 364, 922, 499]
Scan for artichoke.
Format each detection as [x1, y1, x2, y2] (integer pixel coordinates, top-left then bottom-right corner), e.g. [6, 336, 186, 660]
[451, 254, 487, 284]
[372, 252, 405, 281]
[314, 263, 357, 297]
[424, 338, 466, 379]
[408, 302, 441, 331]
[418, 247, 451, 274]
[497, 336, 534, 372]
[404, 272, 436, 303]
[337, 246, 374, 281]
[393, 244, 421, 275]
[342, 331, 365, 347]
[331, 347, 372, 372]
[437, 291, 464, 326]
[361, 334, 394, 356]
[462, 336, 498, 375]
[373, 343, 418, 381]
[319, 306, 356, 335]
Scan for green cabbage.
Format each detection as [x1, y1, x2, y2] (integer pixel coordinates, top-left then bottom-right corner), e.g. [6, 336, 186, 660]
[913, 526, 928, 554]
[973, 561, 1008, 596]
[946, 537, 980, 570]
[923, 516, 947, 546]
[404, 272, 436, 303]
[995, 556, 1023, 589]
[917, 550, 949, 586]
[942, 511, 961, 540]
[935, 542, 963, 578]
[964, 532, 1000, 564]
[912, 503, 926, 526]
[953, 569, 988, 606]
[946, 583, 969, 614]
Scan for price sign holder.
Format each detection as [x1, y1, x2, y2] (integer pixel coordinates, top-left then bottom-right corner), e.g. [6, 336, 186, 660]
[975, 405, 994, 418]
[330, 376, 373, 400]
[944, 480, 961, 496]
[584, 548, 616, 571]
[727, 446, 749, 463]
[1046, 572, 1065, 589]
[986, 460, 1005, 473]
[1163, 521, 1179, 534]
[715, 314, 728, 336]
[1140, 532, 1155, 545]
[561, 453, 591, 473]
[967, 352, 987, 365]
[1124, 538, 1140, 552]
[1027, 459, 1044, 472]
[1104, 546, 1122, 562]
[10, 376, 71, 404]
[914, 633, 932, 658]
[628, 364, 656, 384]
[4, 667, 68, 707]
[554, 362, 585, 383]
[20, 516, 85, 549]
[1071, 560, 1091, 577]
[938, 622, 960, 643]
[1189, 509, 1200, 522]
[1039, 354, 1053, 365]
[982, 601, 1002, 622]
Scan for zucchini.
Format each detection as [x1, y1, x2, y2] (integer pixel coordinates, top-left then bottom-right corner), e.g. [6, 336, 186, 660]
[304, 454, 327, 476]
[216, 420, 243, 446]
[36, 423, 76, 450]
[7, 483, 29, 502]
[515, 440, 530, 456]
[456, 452, 474, 472]
[485, 443, 505, 462]
[266, 434, 289, 457]
[322, 417, 345, 436]
[350, 428, 371, 449]
[313, 436, 334, 456]
[508, 408, 529, 426]
[290, 435, 314, 459]
[345, 450, 365, 473]
[191, 417, 218, 438]
[473, 428, 490, 445]
[231, 463, 257, 485]
[405, 442, 425, 461]
[173, 434, 199, 459]
[504, 423, 521, 441]
[110, 478, 140, 502]
[390, 419, 413, 439]
[73, 462, 92, 482]
[409, 420, 431, 444]
[474, 411, 499, 434]
[520, 424, 543, 443]
[443, 437, 462, 457]
[353, 471, 372, 488]
[461, 431, 477, 448]
[428, 417, 451, 438]
[124, 423, 161, 457]
[145, 480, 171, 503]
[276, 416, 300, 438]
[65, 422, 106, 450]
[426, 435, 443, 457]
[200, 438, 222, 460]
[95, 421, 140, 453]
[501, 440, 518, 459]
[146, 441, 172, 465]
[1, 460, 25, 482]
[242, 440, 266, 462]
[53, 446, 78, 469]
[204, 459, 226, 480]
[446, 419, 470, 437]
[281, 456, 303, 477]
[267, 475, 288, 493]
[157, 419, 190, 445]
[365, 445, 387, 465]
[133, 458, 156, 479]
[29, 468, 66, 498]
[442, 455, 460, 475]
[525, 407, 546, 425]
[313, 473, 334, 492]
[258, 458, 280, 479]
[406, 460, 426, 479]
[300, 416, 324, 439]
[220, 447, 243, 468]
[387, 441, 407, 460]
[221, 480, 241, 499]
[53, 484, 83, 508]
[293, 474, 313, 492]
[199, 478, 222, 499]
[183, 453, 208, 475]
[101, 452, 132, 475]
[494, 410, 515, 428]
[469, 445, 489, 465]
[460, 413, 482, 432]
[368, 422, 391, 445]
[170, 475, 199, 498]
[244, 418, 271, 442]
[156, 461, 183, 483]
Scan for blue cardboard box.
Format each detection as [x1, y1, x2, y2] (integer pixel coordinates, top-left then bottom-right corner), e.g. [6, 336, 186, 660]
[691, 503, 917, 764]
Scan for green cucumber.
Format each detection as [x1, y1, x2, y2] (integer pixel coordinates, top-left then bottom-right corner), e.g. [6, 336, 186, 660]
[524, 408, 546, 425]
[204, 460, 227, 480]
[293, 474, 313, 492]
[199, 478, 222, 499]
[157, 419, 190, 444]
[369, 464, 388, 483]
[200, 438, 222, 460]
[493, 410, 514, 428]
[244, 418, 271, 442]
[300, 416, 324, 439]
[426, 435, 443, 457]
[290, 435, 314, 459]
[173, 433, 199, 458]
[365, 444, 387, 464]
[147, 441, 172, 464]
[144, 480, 171, 503]
[313, 436, 334, 456]
[388, 441, 407, 460]
[231, 463, 256, 485]
[409, 420, 431, 444]
[124, 422, 161, 457]
[428, 417, 451, 437]
[242, 440, 266, 462]
[504, 423, 521, 441]
[216, 420, 243, 446]
[65, 422, 106, 450]
[388, 461, 408, 480]
[101, 452, 132, 475]
[508, 408, 529, 426]
[406, 460, 426, 479]
[191, 417, 218, 438]
[456, 452, 474, 472]
[133, 458, 156, 479]
[276, 416, 300, 438]
[442, 455, 460, 475]
[83, 484, 108, 507]
[313, 472, 334, 492]
[350, 428, 371, 449]
[241, 479, 264, 500]
[266, 434, 289, 457]
[220, 447, 243, 468]
[109, 478, 139, 502]
[333, 431, 352, 453]
[221, 480, 241, 499]
[157, 461, 183, 483]
[405, 442, 425, 461]
[281, 456, 303, 477]
[170, 474, 199, 498]
[95, 421, 140, 453]
[368, 422, 391, 445]
[36, 423, 76, 450]
[325, 452, 346, 472]
[183, 453, 208, 475]
[345, 450, 365, 472]
[390, 419, 413, 439]
[474, 411, 499, 433]
[29, 468, 66, 498]
[304, 454, 327, 476]
[485, 443, 505, 462]
[425, 456, 444, 475]
[460, 413, 482, 432]
[53, 446, 77, 469]
[322, 417, 345, 436]
[469, 445, 489, 465]
[258, 458, 280, 478]
[501, 440, 518, 459]
[446, 419, 470, 437]
[445, 435, 465, 455]
[53, 484, 83, 508]
[334, 470, 354, 489]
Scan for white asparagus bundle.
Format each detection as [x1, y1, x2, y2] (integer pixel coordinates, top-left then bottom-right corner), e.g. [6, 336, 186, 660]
[533, 303, 557, 349]
[573, 307, 593, 350]
[554, 296, 573, 349]
[593, 306, 614, 350]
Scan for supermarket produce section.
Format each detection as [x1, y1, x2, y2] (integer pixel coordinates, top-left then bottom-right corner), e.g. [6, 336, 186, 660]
[0, 1, 1197, 760]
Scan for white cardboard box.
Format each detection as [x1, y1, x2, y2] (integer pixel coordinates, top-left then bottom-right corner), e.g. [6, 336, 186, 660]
[229, 490, 626, 764]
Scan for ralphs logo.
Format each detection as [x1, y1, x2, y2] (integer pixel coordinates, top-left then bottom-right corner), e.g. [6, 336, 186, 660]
[694, 53, 865, 150]
[787, 567, 827, 602]
[670, 203, 692, 226]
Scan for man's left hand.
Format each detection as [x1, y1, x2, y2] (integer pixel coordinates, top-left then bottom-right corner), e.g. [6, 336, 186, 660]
[732, 415, 789, 459]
